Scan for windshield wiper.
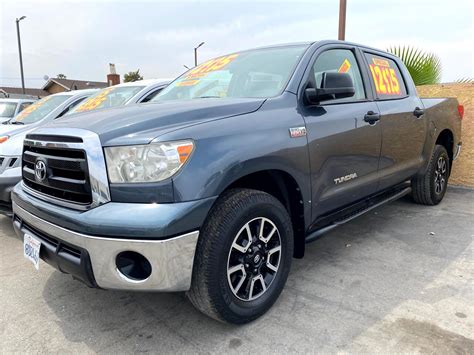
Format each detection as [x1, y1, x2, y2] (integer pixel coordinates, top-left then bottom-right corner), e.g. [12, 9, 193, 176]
[10, 121, 25, 125]
[195, 96, 221, 99]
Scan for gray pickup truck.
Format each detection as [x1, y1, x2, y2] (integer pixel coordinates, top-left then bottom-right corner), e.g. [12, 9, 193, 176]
[12, 40, 462, 324]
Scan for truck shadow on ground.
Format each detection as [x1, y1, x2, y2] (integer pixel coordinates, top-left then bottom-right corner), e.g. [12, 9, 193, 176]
[41, 188, 474, 352]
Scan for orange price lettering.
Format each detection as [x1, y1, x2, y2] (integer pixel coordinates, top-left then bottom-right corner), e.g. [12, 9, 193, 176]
[186, 54, 239, 78]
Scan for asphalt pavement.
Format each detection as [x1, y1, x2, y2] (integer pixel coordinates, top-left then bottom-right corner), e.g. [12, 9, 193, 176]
[1, 186, 473, 353]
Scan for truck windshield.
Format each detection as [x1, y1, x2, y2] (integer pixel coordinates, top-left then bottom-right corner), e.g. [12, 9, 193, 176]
[11, 95, 70, 124]
[0, 102, 17, 118]
[69, 85, 144, 114]
[153, 45, 308, 101]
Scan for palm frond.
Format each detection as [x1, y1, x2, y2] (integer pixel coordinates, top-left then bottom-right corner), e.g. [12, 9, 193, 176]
[454, 77, 474, 83]
[387, 46, 442, 85]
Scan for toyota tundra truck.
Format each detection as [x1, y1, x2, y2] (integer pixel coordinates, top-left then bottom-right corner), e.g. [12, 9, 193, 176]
[12, 40, 463, 324]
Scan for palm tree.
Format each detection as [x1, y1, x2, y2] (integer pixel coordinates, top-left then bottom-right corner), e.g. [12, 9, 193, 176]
[387, 46, 441, 85]
[124, 69, 143, 83]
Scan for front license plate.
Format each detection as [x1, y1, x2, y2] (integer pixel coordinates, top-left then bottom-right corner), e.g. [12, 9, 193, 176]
[24, 233, 41, 270]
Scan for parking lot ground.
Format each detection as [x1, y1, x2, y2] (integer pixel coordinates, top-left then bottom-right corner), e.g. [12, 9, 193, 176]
[1, 186, 473, 354]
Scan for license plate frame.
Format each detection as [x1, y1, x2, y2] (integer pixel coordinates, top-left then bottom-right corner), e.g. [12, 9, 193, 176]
[24, 233, 41, 270]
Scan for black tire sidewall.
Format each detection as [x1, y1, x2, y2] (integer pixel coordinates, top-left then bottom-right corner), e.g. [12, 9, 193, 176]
[208, 193, 293, 322]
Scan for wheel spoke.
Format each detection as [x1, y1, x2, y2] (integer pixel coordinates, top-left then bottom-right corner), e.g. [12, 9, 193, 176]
[227, 264, 244, 276]
[232, 224, 252, 253]
[266, 246, 281, 272]
[258, 218, 265, 239]
[259, 225, 276, 244]
[266, 261, 278, 272]
[227, 264, 246, 293]
[249, 274, 266, 300]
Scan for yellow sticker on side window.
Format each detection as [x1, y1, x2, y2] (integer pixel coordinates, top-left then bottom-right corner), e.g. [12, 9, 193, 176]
[338, 59, 351, 73]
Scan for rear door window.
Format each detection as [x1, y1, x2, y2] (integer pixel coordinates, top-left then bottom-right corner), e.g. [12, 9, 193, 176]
[364, 53, 407, 99]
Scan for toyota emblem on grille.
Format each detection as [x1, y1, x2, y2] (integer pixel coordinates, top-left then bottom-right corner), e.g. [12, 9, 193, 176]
[34, 160, 47, 182]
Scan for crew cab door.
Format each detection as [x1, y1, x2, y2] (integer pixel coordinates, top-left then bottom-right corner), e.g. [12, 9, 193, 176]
[299, 46, 382, 218]
[362, 51, 428, 190]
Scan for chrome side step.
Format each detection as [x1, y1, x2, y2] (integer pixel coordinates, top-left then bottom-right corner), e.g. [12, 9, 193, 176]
[305, 186, 412, 244]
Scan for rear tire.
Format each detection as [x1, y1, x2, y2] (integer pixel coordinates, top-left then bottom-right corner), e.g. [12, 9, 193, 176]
[412, 144, 450, 205]
[187, 188, 293, 324]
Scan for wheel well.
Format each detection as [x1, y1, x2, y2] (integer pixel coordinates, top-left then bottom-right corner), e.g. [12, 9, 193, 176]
[225, 170, 306, 258]
[436, 129, 454, 171]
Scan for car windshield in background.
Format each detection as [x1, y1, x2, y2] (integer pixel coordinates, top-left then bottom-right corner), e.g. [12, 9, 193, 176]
[153, 45, 308, 101]
[11, 95, 70, 124]
[70, 86, 145, 114]
[0, 102, 17, 118]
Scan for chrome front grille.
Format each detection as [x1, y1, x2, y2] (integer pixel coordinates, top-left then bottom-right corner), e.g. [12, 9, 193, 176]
[22, 139, 92, 205]
[21, 128, 111, 210]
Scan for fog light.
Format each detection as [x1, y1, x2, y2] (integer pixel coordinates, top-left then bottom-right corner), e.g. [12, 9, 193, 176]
[116, 251, 152, 282]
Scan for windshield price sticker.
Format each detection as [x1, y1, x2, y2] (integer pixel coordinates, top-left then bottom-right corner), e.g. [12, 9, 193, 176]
[368, 57, 401, 95]
[15, 96, 52, 121]
[76, 87, 114, 112]
[177, 53, 239, 87]
[24, 234, 41, 270]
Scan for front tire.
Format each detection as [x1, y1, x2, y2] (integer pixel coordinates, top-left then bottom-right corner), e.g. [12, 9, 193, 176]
[187, 188, 293, 324]
[412, 144, 450, 205]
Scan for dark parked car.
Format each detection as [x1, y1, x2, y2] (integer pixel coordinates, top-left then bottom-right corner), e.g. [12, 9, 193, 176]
[12, 40, 462, 324]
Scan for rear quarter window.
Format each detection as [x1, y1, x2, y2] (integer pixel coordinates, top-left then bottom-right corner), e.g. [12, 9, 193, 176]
[364, 53, 407, 99]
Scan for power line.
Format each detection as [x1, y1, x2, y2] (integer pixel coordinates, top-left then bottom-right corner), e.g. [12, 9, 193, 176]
[0, 77, 46, 80]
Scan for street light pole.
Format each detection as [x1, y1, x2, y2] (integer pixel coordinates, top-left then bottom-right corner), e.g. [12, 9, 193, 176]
[194, 42, 205, 67]
[338, 0, 347, 41]
[16, 16, 27, 95]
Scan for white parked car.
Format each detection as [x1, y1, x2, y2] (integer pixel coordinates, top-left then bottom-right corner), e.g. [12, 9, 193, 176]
[0, 99, 36, 123]
[66, 79, 171, 115]
[0, 89, 98, 205]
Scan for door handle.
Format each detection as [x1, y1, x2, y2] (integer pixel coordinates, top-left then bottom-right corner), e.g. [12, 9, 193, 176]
[413, 107, 424, 118]
[364, 111, 380, 124]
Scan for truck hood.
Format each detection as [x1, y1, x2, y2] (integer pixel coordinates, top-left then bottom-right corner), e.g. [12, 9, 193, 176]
[44, 98, 265, 146]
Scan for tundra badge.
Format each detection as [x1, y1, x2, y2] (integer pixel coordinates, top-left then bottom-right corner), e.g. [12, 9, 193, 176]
[334, 173, 358, 185]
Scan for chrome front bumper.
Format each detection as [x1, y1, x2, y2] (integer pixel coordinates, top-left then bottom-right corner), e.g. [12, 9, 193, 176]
[13, 201, 199, 292]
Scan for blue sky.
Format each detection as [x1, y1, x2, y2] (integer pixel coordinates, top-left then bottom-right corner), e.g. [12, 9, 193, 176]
[1, 0, 472, 88]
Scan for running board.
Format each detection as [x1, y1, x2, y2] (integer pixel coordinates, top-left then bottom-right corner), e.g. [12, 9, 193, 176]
[305, 186, 412, 244]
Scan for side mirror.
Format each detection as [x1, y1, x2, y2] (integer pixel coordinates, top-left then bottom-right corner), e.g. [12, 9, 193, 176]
[305, 72, 355, 104]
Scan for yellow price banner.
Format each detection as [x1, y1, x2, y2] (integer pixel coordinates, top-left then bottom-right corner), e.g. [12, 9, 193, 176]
[368, 57, 401, 96]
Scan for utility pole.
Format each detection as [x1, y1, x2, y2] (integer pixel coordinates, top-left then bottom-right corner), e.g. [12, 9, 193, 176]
[338, 0, 347, 41]
[194, 42, 205, 67]
[16, 16, 27, 94]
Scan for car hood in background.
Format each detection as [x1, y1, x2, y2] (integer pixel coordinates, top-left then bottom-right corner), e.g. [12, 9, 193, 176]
[0, 124, 31, 136]
[44, 98, 265, 146]
[0, 126, 38, 156]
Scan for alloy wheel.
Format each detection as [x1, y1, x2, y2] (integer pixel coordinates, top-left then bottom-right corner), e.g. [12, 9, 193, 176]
[227, 217, 282, 301]
[434, 156, 447, 194]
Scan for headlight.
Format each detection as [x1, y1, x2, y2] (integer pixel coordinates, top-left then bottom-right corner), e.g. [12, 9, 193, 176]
[104, 140, 194, 183]
[0, 136, 9, 143]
